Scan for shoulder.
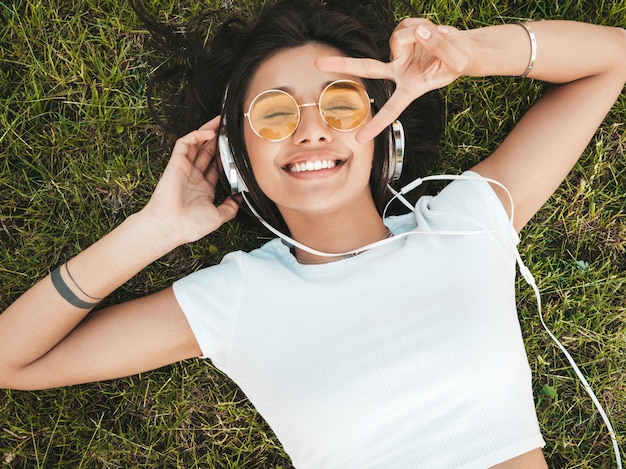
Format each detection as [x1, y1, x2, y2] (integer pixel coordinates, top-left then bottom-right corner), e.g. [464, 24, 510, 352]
[411, 171, 519, 243]
[173, 239, 293, 294]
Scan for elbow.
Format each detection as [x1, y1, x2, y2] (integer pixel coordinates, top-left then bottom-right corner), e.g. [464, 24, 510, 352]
[0, 369, 22, 390]
[620, 28, 626, 80]
[600, 26, 626, 90]
[610, 26, 626, 80]
[0, 372, 20, 391]
[0, 367, 41, 391]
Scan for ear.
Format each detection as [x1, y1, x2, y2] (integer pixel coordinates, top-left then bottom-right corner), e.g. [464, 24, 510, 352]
[388, 120, 405, 181]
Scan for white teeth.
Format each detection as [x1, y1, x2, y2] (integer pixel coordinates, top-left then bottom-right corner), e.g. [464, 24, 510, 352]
[289, 160, 337, 173]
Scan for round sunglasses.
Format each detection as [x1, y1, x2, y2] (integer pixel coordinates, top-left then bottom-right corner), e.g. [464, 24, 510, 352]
[244, 80, 373, 142]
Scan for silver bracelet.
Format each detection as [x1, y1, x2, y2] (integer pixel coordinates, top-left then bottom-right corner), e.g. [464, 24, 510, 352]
[515, 22, 537, 78]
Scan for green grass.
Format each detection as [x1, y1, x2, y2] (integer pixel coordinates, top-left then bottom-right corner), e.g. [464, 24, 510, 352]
[0, 0, 624, 467]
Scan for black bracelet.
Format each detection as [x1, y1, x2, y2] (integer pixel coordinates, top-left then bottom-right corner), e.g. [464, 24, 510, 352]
[51, 266, 99, 309]
[65, 262, 103, 300]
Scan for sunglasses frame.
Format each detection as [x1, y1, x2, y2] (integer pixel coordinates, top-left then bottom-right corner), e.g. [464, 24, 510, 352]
[243, 79, 374, 142]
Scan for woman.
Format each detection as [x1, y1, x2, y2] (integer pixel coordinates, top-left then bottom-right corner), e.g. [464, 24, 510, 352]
[0, 0, 624, 467]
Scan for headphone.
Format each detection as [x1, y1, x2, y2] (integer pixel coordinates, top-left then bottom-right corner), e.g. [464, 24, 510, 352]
[218, 120, 406, 194]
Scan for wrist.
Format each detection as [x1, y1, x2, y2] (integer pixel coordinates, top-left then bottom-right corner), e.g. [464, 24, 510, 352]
[130, 209, 187, 254]
[464, 23, 535, 77]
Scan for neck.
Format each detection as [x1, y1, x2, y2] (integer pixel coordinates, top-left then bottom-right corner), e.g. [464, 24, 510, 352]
[281, 204, 389, 264]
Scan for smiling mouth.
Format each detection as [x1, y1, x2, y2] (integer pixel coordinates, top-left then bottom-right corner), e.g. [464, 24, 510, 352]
[286, 159, 342, 173]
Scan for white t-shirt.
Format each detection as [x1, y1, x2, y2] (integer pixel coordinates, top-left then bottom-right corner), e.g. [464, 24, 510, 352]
[173, 172, 545, 468]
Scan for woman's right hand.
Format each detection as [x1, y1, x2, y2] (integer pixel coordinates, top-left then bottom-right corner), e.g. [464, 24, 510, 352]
[141, 115, 240, 246]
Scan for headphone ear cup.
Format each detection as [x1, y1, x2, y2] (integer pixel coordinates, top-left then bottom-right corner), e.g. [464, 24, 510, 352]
[388, 120, 405, 181]
[218, 133, 247, 193]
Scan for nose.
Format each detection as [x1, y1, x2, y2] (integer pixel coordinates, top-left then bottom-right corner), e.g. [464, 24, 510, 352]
[291, 103, 333, 144]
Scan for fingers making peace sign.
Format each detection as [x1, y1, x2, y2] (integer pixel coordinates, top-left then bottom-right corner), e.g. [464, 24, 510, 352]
[316, 19, 473, 142]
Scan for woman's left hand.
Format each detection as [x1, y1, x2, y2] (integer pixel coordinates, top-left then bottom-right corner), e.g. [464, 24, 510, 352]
[316, 19, 472, 142]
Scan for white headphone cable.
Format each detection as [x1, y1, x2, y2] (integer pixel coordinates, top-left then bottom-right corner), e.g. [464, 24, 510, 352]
[512, 247, 623, 468]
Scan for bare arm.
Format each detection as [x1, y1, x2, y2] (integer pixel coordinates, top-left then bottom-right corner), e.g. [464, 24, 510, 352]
[316, 20, 626, 231]
[0, 117, 239, 390]
[467, 21, 626, 231]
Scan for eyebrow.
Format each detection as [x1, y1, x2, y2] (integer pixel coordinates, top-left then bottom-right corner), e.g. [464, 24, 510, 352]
[271, 81, 335, 96]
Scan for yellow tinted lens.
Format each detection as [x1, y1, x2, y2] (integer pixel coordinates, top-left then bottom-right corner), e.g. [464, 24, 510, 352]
[320, 81, 370, 131]
[248, 90, 299, 141]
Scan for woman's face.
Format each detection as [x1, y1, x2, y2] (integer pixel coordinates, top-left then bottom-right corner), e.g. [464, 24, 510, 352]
[242, 43, 376, 222]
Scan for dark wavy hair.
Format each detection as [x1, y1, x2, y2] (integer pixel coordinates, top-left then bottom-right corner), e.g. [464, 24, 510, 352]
[131, 0, 444, 233]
